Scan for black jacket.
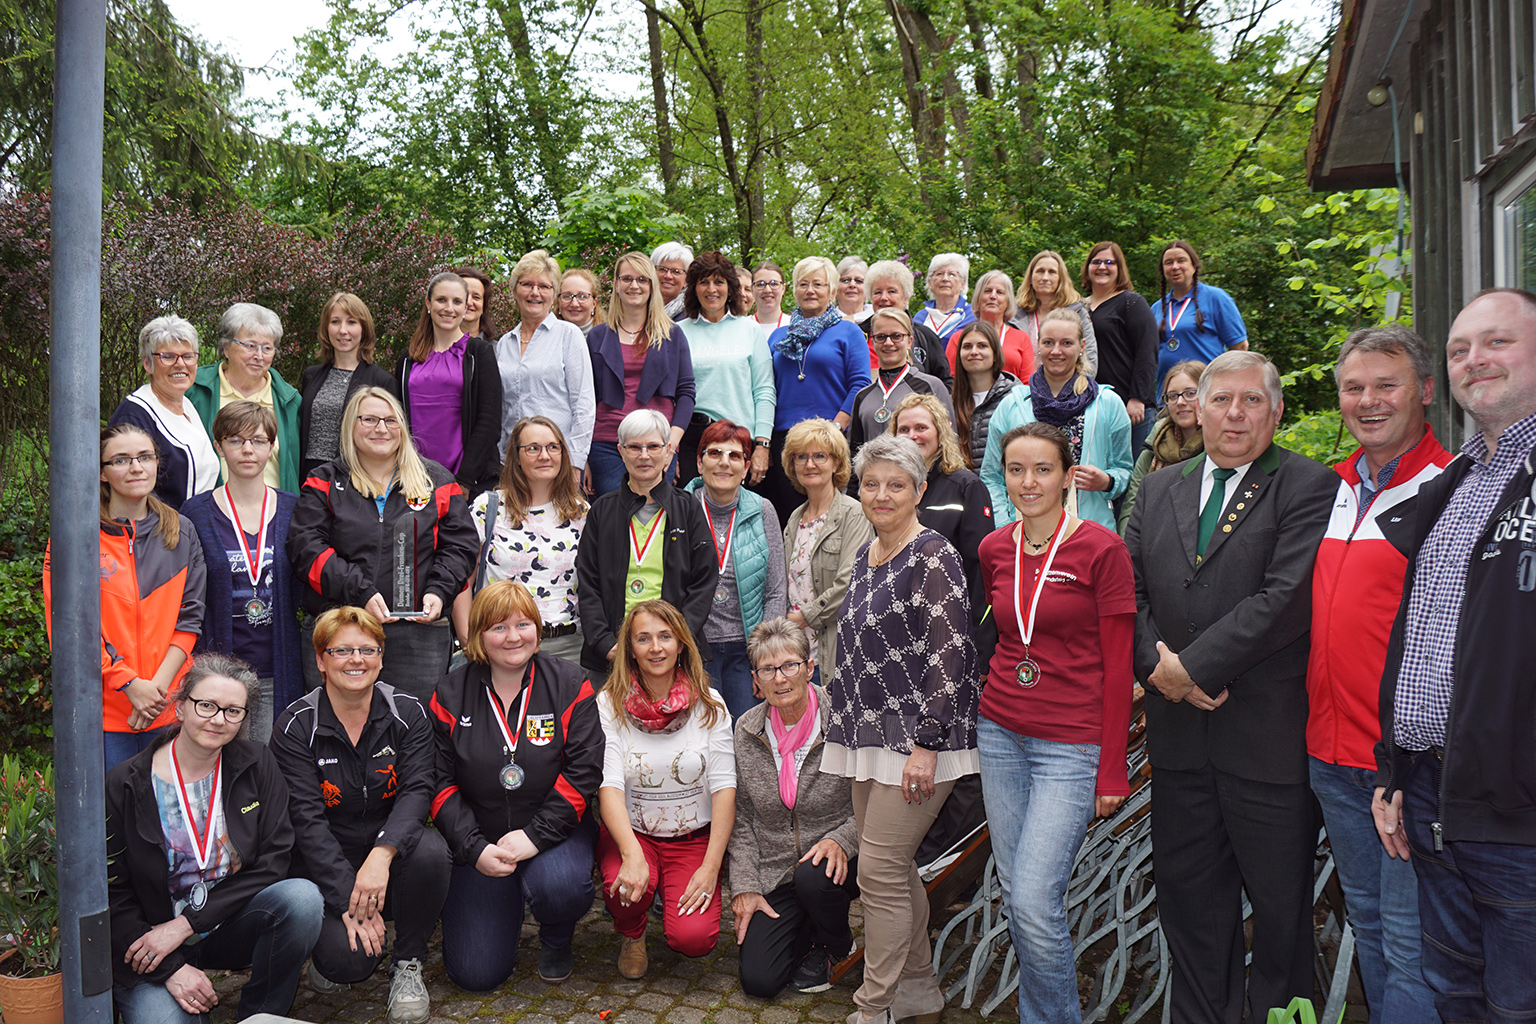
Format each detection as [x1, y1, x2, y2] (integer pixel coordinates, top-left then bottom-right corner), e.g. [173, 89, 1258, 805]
[966, 372, 1021, 468]
[429, 655, 603, 865]
[574, 476, 719, 671]
[106, 736, 295, 990]
[394, 336, 504, 498]
[919, 465, 994, 626]
[1376, 446, 1536, 844]
[298, 361, 400, 474]
[289, 457, 478, 616]
[269, 682, 435, 916]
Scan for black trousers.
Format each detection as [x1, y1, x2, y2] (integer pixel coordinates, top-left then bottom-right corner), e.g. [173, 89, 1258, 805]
[737, 856, 860, 998]
[309, 828, 452, 982]
[753, 428, 804, 527]
[1150, 764, 1316, 1024]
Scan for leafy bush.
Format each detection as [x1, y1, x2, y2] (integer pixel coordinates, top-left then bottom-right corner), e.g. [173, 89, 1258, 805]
[0, 756, 57, 977]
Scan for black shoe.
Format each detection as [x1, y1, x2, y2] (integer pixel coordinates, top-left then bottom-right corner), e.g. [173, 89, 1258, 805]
[791, 946, 834, 993]
[539, 943, 574, 983]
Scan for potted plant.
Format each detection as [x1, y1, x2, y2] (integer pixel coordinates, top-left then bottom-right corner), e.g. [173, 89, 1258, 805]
[0, 755, 60, 1024]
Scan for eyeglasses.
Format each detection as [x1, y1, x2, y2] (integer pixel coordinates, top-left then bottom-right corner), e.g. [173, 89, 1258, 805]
[232, 339, 276, 356]
[518, 442, 564, 456]
[792, 451, 831, 466]
[356, 415, 401, 430]
[929, 270, 961, 280]
[102, 453, 159, 469]
[1089, 258, 1118, 268]
[190, 699, 247, 723]
[324, 646, 384, 658]
[617, 275, 650, 287]
[519, 281, 554, 293]
[702, 447, 746, 464]
[655, 267, 686, 278]
[621, 442, 669, 455]
[220, 435, 273, 449]
[151, 351, 198, 366]
[752, 660, 805, 681]
[559, 292, 594, 302]
[754, 280, 783, 289]
[872, 332, 909, 344]
[1163, 388, 1199, 404]
[839, 276, 865, 285]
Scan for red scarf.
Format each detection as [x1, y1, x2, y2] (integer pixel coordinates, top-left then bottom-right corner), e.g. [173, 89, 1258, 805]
[624, 672, 693, 733]
[768, 686, 819, 808]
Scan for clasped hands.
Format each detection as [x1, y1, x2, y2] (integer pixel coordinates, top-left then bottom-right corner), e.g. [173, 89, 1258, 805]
[1150, 641, 1227, 712]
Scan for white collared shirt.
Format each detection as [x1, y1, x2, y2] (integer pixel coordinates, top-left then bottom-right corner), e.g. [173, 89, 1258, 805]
[1199, 456, 1254, 511]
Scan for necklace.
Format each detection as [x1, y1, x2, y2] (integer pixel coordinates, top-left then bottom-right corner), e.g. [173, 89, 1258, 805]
[870, 522, 921, 566]
[1011, 512, 1068, 688]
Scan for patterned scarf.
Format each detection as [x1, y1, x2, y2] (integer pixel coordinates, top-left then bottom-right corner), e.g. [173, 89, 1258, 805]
[768, 685, 819, 808]
[624, 672, 693, 733]
[1149, 416, 1204, 471]
[776, 306, 845, 363]
[1028, 367, 1098, 428]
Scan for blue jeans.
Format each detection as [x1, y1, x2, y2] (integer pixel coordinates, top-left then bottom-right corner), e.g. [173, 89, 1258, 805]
[1310, 757, 1435, 1024]
[704, 639, 755, 720]
[587, 441, 626, 498]
[115, 877, 323, 1024]
[1402, 748, 1536, 1023]
[978, 717, 1098, 1024]
[104, 726, 173, 771]
[439, 821, 596, 991]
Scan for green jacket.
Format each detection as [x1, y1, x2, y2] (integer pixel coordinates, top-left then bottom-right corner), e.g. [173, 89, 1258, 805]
[186, 362, 303, 493]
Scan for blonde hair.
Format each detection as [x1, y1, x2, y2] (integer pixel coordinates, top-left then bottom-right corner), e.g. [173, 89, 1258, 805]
[311, 605, 386, 655]
[601, 599, 723, 729]
[606, 252, 675, 350]
[1016, 250, 1083, 313]
[889, 393, 966, 475]
[464, 581, 544, 664]
[337, 387, 436, 503]
[782, 418, 852, 493]
[791, 256, 838, 305]
[1039, 308, 1092, 396]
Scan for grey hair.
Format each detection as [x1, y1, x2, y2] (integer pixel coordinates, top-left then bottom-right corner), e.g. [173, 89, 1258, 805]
[746, 616, 812, 667]
[1198, 350, 1283, 407]
[177, 653, 260, 734]
[924, 253, 970, 299]
[971, 270, 1018, 321]
[138, 315, 200, 361]
[837, 256, 869, 297]
[866, 260, 915, 301]
[617, 408, 672, 445]
[217, 303, 283, 357]
[1335, 324, 1434, 386]
[853, 432, 927, 490]
[650, 241, 694, 268]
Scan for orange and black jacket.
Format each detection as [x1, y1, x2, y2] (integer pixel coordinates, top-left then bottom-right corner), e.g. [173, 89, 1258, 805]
[288, 458, 478, 616]
[44, 510, 206, 732]
[429, 654, 603, 866]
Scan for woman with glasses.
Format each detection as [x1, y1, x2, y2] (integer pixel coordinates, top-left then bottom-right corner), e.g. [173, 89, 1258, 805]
[558, 268, 604, 336]
[430, 582, 604, 989]
[836, 257, 873, 325]
[182, 402, 303, 743]
[106, 655, 323, 1024]
[864, 260, 952, 389]
[951, 321, 1022, 470]
[586, 251, 697, 497]
[651, 241, 693, 318]
[187, 303, 304, 493]
[290, 387, 479, 702]
[108, 316, 220, 510]
[576, 408, 717, 678]
[496, 251, 596, 481]
[912, 253, 977, 347]
[1081, 242, 1159, 455]
[46, 424, 208, 768]
[1118, 361, 1207, 534]
[683, 420, 787, 719]
[677, 251, 775, 490]
[751, 261, 791, 333]
[394, 270, 505, 499]
[1010, 250, 1098, 379]
[299, 292, 401, 480]
[452, 416, 589, 666]
[780, 419, 873, 682]
[270, 607, 449, 1022]
[729, 617, 858, 997]
[847, 309, 954, 463]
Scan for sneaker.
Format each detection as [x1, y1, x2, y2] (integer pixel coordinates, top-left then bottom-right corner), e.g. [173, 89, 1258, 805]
[617, 933, 648, 979]
[539, 942, 574, 983]
[307, 960, 349, 994]
[388, 958, 430, 1024]
[791, 946, 834, 993]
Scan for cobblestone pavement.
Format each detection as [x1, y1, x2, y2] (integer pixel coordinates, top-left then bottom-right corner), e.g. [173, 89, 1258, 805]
[208, 897, 1010, 1024]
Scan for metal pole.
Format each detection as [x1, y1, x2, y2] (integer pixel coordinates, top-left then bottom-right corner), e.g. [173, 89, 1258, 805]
[51, 0, 113, 1018]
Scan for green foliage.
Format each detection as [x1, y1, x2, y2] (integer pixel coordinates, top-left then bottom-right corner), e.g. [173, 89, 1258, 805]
[540, 187, 692, 268]
[1277, 409, 1349, 466]
[0, 755, 57, 977]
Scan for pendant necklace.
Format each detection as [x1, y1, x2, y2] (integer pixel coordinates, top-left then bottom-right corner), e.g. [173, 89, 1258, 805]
[225, 484, 271, 625]
[1012, 511, 1068, 687]
[486, 667, 535, 790]
[170, 741, 222, 911]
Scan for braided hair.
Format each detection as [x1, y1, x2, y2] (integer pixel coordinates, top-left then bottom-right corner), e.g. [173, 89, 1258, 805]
[1158, 241, 1206, 344]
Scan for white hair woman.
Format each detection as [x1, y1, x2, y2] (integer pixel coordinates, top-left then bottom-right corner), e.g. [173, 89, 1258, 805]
[865, 259, 952, 388]
[836, 256, 872, 324]
[912, 252, 976, 346]
[650, 240, 695, 317]
[968, 269, 1035, 380]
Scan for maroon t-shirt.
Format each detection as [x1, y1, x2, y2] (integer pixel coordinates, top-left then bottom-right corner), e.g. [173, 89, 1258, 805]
[979, 519, 1137, 795]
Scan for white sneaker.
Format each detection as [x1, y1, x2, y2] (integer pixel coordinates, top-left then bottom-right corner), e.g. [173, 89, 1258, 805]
[388, 958, 430, 1024]
[308, 960, 349, 994]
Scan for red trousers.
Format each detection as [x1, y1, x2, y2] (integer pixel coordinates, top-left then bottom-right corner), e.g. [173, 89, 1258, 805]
[597, 825, 722, 957]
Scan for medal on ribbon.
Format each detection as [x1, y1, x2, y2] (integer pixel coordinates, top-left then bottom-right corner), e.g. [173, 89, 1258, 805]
[486, 671, 534, 791]
[1013, 512, 1068, 688]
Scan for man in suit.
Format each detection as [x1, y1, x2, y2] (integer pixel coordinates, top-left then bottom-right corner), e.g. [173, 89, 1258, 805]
[1125, 350, 1338, 1023]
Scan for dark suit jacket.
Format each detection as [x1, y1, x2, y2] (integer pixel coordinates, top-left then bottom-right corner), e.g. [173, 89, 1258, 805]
[1125, 443, 1336, 784]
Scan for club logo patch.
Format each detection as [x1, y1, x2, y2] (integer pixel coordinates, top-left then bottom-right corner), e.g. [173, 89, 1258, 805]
[526, 714, 556, 745]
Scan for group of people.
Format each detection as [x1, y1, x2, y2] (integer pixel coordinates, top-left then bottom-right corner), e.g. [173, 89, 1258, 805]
[46, 224, 1536, 1024]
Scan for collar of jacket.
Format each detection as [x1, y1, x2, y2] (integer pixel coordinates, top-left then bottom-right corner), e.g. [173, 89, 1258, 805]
[1181, 441, 1282, 478]
[616, 474, 677, 513]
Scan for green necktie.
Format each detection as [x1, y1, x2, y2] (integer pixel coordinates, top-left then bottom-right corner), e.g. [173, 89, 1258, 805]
[1197, 467, 1237, 559]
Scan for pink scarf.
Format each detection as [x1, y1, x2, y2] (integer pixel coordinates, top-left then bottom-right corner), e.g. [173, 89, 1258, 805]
[624, 672, 693, 733]
[768, 686, 819, 808]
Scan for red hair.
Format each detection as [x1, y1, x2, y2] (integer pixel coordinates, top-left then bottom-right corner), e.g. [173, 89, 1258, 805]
[699, 418, 753, 454]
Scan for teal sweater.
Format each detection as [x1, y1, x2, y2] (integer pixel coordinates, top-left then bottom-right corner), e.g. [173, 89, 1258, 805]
[678, 314, 777, 440]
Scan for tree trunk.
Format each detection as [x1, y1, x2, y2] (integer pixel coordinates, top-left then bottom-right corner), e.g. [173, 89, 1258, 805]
[488, 0, 573, 208]
[645, 3, 678, 197]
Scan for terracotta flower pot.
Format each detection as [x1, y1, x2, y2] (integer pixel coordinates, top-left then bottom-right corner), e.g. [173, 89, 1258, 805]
[0, 970, 63, 1024]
